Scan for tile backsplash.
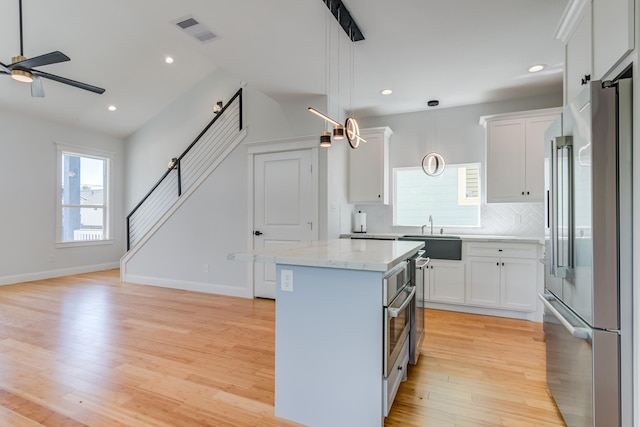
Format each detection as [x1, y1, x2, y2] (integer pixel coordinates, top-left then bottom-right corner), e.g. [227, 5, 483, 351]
[353, 202, 544, 237]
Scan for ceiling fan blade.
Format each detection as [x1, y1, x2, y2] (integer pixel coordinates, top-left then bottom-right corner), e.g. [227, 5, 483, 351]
[9, 51, 70, 70]
[31, 76, 44, 97]
[30, 69, 105, 94]
[0, 62, 9, 73]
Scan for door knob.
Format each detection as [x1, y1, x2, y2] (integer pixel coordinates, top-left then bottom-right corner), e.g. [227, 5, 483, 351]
[254, 230, 263, 236]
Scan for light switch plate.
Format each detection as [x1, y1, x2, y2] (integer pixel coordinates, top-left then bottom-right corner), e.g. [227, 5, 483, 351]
[281, 269, 294, 292]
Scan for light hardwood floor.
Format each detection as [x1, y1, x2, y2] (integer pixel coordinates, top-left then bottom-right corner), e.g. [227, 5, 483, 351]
[0, 270, 565, 426]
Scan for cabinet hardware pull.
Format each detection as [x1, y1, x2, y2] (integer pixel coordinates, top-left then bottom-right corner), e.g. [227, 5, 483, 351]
[496, 262, 499, 266]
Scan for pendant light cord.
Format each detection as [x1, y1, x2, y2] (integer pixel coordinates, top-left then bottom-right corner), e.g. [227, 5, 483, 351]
[350, 27, 354, 118]
[325, 5, 330, 132]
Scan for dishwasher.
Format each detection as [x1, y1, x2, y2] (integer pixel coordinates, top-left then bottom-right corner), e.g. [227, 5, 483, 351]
[410, 251, 429, 364]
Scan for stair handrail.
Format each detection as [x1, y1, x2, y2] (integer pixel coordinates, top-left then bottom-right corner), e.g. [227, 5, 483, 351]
[126, 88, 243, 250]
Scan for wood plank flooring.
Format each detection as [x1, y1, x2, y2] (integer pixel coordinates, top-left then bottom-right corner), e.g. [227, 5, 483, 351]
[0, 270, 565, 426]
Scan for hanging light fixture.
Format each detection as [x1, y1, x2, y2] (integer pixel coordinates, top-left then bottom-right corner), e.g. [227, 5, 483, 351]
[320, 131, 332, 147]
[421, 100, 446, 177]
[308, 1, 365, 148]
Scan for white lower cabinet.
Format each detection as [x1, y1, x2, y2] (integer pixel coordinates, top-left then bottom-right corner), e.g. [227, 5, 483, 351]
[413, 239, 542, 319]
[500, 257, 538, 311]
[466, 257, 501, 307]
[423, 260, 465, 304]
[465, 242, 539, 312]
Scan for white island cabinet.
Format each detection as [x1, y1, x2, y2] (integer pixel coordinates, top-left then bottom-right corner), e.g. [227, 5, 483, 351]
[229, 239, 423, 427]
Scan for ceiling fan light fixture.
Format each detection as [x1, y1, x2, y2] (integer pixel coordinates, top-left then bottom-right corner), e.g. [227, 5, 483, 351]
[11, 69, 33, 83]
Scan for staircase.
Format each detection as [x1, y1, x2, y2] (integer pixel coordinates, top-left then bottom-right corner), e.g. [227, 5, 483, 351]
[124, 88, 245, 253]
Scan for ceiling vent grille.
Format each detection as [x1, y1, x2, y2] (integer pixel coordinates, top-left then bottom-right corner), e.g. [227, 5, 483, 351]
[172, 15, 218, 44]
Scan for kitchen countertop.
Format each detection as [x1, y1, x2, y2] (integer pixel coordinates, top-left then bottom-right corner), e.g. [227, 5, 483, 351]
[340, 233, 543, 245]
[228, 239, 424, 272]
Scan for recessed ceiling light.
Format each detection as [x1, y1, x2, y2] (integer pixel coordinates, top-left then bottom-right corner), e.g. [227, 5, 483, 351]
[108, 105, 117, 112]
[165, 56, 175, 64]
[528, 64, 546, 73]
[380, 89, 393, 95]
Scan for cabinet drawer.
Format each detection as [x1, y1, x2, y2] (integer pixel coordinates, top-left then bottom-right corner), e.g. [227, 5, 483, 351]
[466, 242, 537, 259]
[383, 335, 409, 416]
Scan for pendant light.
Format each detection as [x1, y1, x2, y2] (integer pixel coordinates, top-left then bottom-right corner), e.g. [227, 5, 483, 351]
[320, 131, 332, 148]
[308, 1, 365, 148]
[421, 100, 446, 177]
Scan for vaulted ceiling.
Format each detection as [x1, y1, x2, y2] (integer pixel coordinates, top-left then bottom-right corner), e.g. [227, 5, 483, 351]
[0, 0, 568, 138]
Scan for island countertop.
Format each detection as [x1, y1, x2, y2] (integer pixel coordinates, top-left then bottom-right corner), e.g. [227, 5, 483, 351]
[228, 239, 424, 272]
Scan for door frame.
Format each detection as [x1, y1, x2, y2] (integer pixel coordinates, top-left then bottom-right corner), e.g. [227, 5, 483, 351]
[247, 135, 320, 297]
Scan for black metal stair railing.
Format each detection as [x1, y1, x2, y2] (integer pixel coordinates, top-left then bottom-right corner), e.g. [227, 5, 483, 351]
[126, 88, 243, 250]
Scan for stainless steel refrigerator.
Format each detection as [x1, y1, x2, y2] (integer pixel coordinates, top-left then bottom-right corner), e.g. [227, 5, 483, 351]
[541, 77, 633, 427]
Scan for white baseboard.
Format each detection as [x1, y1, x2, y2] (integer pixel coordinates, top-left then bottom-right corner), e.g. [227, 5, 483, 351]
[422, 301, 541, 322]
[0, 262, 120, 286]
[123, 274, 253, 299]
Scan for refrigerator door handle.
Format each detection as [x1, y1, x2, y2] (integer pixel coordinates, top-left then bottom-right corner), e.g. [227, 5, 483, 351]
[553, 136, 574, 278]
[539, 293, 591, 340]
[549, 137, 558, 277]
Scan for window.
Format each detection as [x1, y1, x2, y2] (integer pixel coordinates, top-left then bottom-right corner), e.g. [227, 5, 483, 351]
[394, 163, 481, 227]
[56, 144, 112, 246]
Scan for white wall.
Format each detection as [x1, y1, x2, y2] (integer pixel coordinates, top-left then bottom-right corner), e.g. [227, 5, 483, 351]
[123, 68, 344, 296]
[355, 93, 563, 237]
[0, 109, 125, 285]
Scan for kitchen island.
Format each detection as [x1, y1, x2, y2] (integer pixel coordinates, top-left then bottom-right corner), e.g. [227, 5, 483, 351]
[229, 239, 424, 427]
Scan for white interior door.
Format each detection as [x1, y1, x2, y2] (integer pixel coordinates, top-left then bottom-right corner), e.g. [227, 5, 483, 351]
[253, 149, 315, 298]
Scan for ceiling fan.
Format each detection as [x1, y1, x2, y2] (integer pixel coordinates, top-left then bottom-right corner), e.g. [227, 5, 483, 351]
[0, 0, 105, 97]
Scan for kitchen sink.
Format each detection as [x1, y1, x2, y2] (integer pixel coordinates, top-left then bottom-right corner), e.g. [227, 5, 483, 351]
[399, 234, 462, 260]
[401, 234, 461, 239]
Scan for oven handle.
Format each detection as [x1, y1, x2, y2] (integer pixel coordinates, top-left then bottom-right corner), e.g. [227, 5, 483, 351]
[538, 293, 591, 340]
[388, 286, 416, 318]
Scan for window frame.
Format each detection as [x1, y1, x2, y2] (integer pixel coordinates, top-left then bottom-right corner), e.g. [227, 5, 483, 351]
[393, 163, 482, 228]
[55, 143, 114, 248]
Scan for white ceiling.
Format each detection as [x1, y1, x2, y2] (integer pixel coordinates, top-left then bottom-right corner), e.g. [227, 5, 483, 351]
[0, 0, 568, 138]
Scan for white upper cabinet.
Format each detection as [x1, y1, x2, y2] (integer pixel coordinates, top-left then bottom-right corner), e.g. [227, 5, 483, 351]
[592, 0, 634, 80]
[565, 5, 592, 104]
[557, 0, 634, 104]
[481, 110, 560, 203]
[348, 127, 392, 204]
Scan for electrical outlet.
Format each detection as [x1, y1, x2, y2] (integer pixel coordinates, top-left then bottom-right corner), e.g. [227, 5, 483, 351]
[203, 264, 209, 273]
[513, 214, 521, 226]
[281, 269, 294, 292]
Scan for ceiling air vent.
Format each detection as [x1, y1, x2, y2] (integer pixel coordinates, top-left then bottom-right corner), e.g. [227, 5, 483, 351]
[172, 15, 218, 44]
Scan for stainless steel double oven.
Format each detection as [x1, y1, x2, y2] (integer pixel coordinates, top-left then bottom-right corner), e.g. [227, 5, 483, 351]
[383, 260, 413, 378]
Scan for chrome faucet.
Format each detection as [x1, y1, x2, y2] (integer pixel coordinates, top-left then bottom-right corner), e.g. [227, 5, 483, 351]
[428, 215, 433, 235]
[421, 224, 427, 235]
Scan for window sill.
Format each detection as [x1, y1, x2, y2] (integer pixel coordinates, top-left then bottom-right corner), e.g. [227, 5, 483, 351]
[56, 239, 114, 249]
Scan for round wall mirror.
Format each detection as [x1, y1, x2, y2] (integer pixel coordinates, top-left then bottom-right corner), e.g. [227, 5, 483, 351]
[421, 152, 446, 176]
